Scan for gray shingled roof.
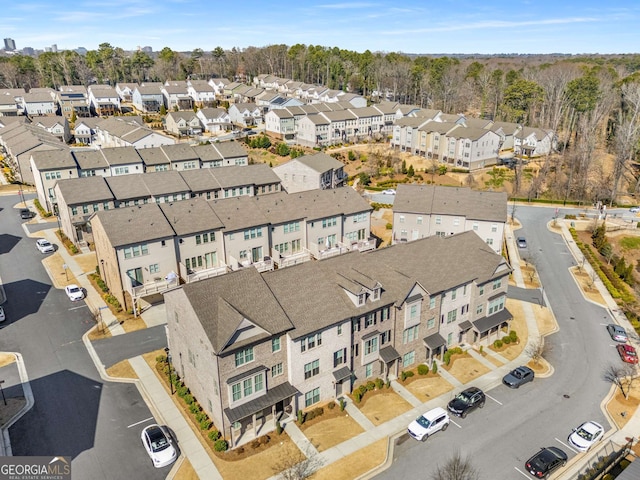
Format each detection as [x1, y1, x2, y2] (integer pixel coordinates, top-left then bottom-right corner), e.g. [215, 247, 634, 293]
[159, 143, 199, 162]
[191, 144, 223, 162]
[178, 169, 221, 193]
[211, 141, 247, 159]
[92, 203, 174, 247]
[55, 176, 113, 204]
[212, 164, 280, 188]
[101, 146, 143, 166]
[137, 147, 170, 166]
[295, 152, 343, 173]
[105, 174, 150, 200]
[393, 184, 507, 223]
[73, 150, 109, 170]
[178, 267, 294, 353]
[30, 149, 76, 170]
[159, 198, 223, 236]
[210, 196, 269, 232]
[142, 170, 190, 196]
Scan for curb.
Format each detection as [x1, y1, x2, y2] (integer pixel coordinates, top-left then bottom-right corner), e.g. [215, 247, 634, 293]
[0, 352, 35, 456]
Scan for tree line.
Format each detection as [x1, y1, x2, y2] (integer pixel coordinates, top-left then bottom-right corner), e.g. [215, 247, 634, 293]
[0, 43, 639, 204]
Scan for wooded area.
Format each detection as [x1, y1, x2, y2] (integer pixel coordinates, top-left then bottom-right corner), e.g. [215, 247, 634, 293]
[1, 44, 639, 204]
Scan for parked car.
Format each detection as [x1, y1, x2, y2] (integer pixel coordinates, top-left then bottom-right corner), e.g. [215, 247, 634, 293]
[382, 189, 396, 195]
[64, 284, 85, 302]
[0, 306, 5, 323]
[35, 239, 55, 253]
[524, 446, 567, 478]
[407, 407, 450, 441]
[606, 324, 628, 343]
[630, 206, 640, 213]
[568, 421, 605, 452]
[141, 424, 177, 468]
[517, 237, 527, 248]
[617, 344, 638, 364]
[446, 386, 485, 418]
[502, 366, 535, 388]
[19, 208, 32, 219]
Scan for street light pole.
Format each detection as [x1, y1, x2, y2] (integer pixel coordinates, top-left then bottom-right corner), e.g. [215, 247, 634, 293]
[164, 347, 174, 394]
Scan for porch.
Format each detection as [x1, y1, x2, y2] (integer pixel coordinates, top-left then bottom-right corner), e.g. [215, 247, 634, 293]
[471, 308, 513, 346]
[179, 262, 229, 283]
[129, 275, 180, 316]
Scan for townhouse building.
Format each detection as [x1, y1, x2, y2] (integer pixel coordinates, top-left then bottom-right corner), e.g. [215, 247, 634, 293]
[95, 117, 175, 148]
[164, 230, 512, 447]
[161, 82, 193, 111]
[132, 83, 164, 113]
[32, 116, 72, 143]
[115, 83, 138, 103]
[272, 152, 347, 193]
[55, 85, 90, 119]
[186, 80, 217, 107]
[391, 184, 507, 254]
[164, 111, 202, 137]
[89, 187, 373, 313]
[88, 85, 121, 116]
[196, 108, 231, 134]
[21, 91, 57, 116]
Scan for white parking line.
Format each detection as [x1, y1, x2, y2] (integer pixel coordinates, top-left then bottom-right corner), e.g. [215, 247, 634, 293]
[127, 417, 154, 429]
[485, 393, 502, 405]
[69, 305, 87, 311]
[514, 467, 531, 478]
[450, 419, 462, 429]
[555, 437, 578, 454]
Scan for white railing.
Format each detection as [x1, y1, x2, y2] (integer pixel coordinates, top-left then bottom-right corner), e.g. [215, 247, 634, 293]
[253, 257, 274, 273]
[350, 238, 376, 252]
[272, 249, 312, 268]
[185, 264, 229, 283]
[130, 277, 180, 297]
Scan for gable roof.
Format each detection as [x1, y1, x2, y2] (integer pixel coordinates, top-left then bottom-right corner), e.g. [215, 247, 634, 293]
[159, 197, 224, 236]
[93, 203, 175, 247]
[294, 152, 343, 173]
[55, 176, 114, 204]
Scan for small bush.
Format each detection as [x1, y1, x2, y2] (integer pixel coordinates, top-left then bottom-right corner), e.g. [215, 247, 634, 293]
[494, 339, 504, 349]
[375, 378, 384, 389]
[385, 380, 391, 388]
[358, 385, 367, 395]
[444, 351, 452, 365]
[353, 390, 362, 403]
[195, 411, 207, 423]
[417, 364, 429, 375]
[503, 336, 512, 345]
[479, 345, 483, 354]
[208, 429, 221, 441]
[431, 361, 438, 374]
[339, 398, 346, 411]
[366, 381, 376, 391]
[177, 385, 189, 397]
[156, 355, 166, 364]
[386, 223, 393, 230]
[200, 419, 212, 430]
[509, 330, 518, 342]
[297, 409, 305, 425]
[401, 370, 415, 381]
[214, 439, 228, 452]
[189, 404, 200, 414]
[184, 394, 194, 405]
[276, 421, 283, 435]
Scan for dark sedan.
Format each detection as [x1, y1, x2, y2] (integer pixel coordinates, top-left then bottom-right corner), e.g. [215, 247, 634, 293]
[524, 446, 567, 478]
[446, 386, 485, 418]
[502, 366, 535, 388]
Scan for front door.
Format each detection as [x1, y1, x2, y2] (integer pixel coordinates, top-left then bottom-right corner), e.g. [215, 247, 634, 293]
[252, 246, 263, 263]
[336, 381, 343, 397]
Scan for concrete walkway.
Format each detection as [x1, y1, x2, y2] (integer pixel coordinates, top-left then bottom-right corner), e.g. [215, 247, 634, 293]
[344, 400, 376, 430]
[389, 379, 422, 408]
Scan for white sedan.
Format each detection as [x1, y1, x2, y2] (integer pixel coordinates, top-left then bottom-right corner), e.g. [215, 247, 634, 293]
[382, 189, 396, 195]
[36, 239, 55, 253]
[568, 421, 605, 452]
[64, 284, 85, 302]
[141, 424, 177, 468]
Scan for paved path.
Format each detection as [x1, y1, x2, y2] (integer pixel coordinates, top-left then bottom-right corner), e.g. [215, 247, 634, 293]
[389, 380, 421, 408]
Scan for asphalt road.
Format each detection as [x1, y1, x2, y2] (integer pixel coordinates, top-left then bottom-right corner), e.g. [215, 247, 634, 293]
[377, 204, 624, 479]
[0, 193, 168, 480]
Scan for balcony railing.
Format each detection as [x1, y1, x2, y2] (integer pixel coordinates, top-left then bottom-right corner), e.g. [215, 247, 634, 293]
[130, 276, 180, 298]
[271, 249, 312, 268]
[180, 263, 229, 283]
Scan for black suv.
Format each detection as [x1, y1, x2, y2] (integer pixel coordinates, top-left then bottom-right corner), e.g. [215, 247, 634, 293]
[19, 208, 32, 220]
[446, 386, 485, 418]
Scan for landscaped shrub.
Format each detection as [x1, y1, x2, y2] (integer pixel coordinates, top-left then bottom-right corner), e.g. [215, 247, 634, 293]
[375, 378, 384, 389]
[366, 381, 376, 391]
[177, 385, 189, 397]
[353, 390, 362, 403]
[214, 439, 228, 452]
[183, 393, 194, 405]
[297, 409, 305, 425]
[494, 339, 503, 348]
[327, 401, 335, 410]
[305, 407, 324, 421]
[208, 429, 221, 441]
[195, 411, 208, 423]
[417, 364, 429, 375]
[189, 404, 200, 414]
[200, 419, 212, 430]
[503, 336, 512, 345]
[386, 223, 393, 230]
[479, 345, 484, 354]
[276, 421, 283, 435]
[431, 361, 438, 374]
[401, 370, 415, 381]
[358, 384, 367, 395]
[509, 330, 518, 342]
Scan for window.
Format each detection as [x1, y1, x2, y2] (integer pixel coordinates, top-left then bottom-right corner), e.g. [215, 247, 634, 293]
[337, 324, 343, 336]
[403, 351, 415, 367]
[399, 215, 405, 224]
[461, 304, 469, 314]
[403, 325, 419, 344]
[243, 378, 253, 397]
[488, 296, 505, 315]
[305, 387, 320, 407]
[435, 216, 442, 225]
[271, 363, 283, 377]
[230, 373, 264, 403]
[300, 332, 322, 352]
[234, 347, 254, 367]
[479, 285, 485, 296]
[304, 359, 320, 379]
[463, 285, 467, 295]
[82, 205, 89, 214]
[473, 222, 479, 231]
[452, 289, 457, 300]
[196, 235, 202, 245]
[353, 212, 367, 223]
[272, 337, 281, 353]
[123, 243, 149, 259]
[492, 278, 502, 290]
[409, 304, 419, 319]
[381, 330, 391, 345]
[333, 348, 346, 367]
[239, 250, 248, 260]
[417, 216, 423, 225]
[453, 217, 460, 226]
[244, 227, 262, 240]
[447, 309, 457, 324]
[427, 317, 436, 329]
[71, 207, 78, 215]
[429, 297, 436, 309]
[149, 264, 159, 274]
[365, 313, 376, 328]
[491, 223, 498, 233]
[322, 217, 337, 228]
[364, 337, 378, 355]
[232, 383, 241, 402]
[486, 238, 494, 246]
[372, 288, 380, 301]
[365, 363, 373, 378]
[381, 307, 389, 321]
[352, 318, 361, 333]
[283, 221, 300, 233]
[476, 305, 484, 315]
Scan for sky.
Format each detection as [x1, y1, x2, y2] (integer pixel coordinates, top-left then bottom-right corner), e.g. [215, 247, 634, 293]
[1, 1, 639, 55]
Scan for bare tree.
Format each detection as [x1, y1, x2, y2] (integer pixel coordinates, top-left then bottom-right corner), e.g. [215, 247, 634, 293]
[272, 445, 324, 480]
[603, 364, 638, 400]
[526, 337, 551, 365]
[431, 451, 481, 480]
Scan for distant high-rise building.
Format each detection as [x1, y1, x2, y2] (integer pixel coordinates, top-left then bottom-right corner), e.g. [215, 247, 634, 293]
[44, 46, 52, 52]
[141, 46, 153, 53]
[3, 38, 16, 51]
[22, 47, 34, 56]
[51, 44, 58, 53]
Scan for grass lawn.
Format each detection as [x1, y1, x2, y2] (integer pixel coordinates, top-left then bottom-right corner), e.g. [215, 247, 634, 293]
[309, 437, 387, 480]
[444, 355, 490, 384]
[299, 405, 364, 452]
[403, 374, 454, 401]
[356, 389, 412, 426]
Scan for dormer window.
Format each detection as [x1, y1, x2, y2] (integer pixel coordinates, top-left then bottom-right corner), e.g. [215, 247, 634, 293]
[358, 293, 365, 306]
[372, 288, 380, 301]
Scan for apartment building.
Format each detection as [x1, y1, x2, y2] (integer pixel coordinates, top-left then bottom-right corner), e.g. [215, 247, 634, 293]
[164, 230, 512, 448]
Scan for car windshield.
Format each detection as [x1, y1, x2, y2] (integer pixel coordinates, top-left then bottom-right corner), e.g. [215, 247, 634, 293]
[576, 428, 593, 441]
[69, 287, 80, 293]
[512, 369, 522, 378]
[148, 429, 170, 452]
[455, 392, 472, 403]
[415, 416, 431, 428]
[627, 349, 637, 356]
